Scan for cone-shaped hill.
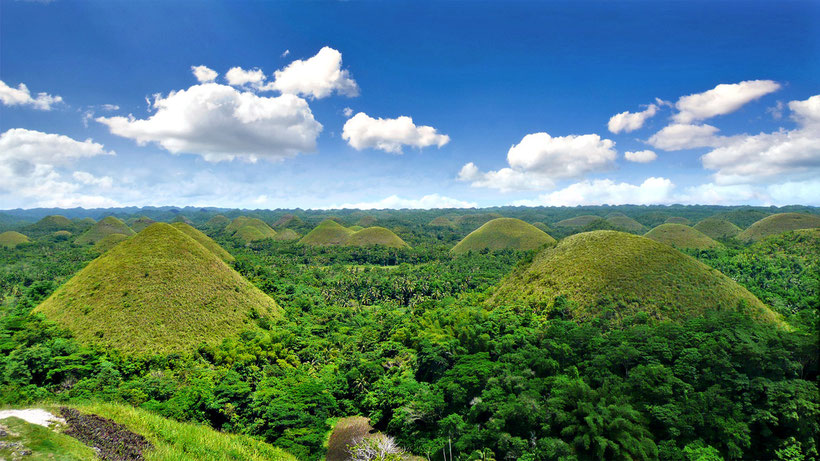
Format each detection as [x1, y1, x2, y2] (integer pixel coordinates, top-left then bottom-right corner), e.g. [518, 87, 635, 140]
[532, 222, 552, 234]
[0, 231, 30, 249]
[606, 213, 645, 233]
[129, 216, 156, 233]
[644, 223, 721, 250]
[75, 217, 135, 245]
[346, 227, 409, 248]
[452, 218, 556, 254]
[206, 214, 231, 231]
[299, 219, 355, 246]
[665, 217, 692, 225]
[490, 231, 779, 324]
[693, 217, 742, 240]
[224, 217, 277, 243]
[273, 214, 304, 229]
[356, 215, 378, 227]
[738, 213, 820, 242]
[35, 223, 280, 355]
[429, 216, 454, 227]
[171, 214, 194, 225]
[273, 228, 300, 241]
[554, 215, 603, 228]
[171, 222, 235, 263]
[93, 233, 130, 253]
[28, 215, 74, 233]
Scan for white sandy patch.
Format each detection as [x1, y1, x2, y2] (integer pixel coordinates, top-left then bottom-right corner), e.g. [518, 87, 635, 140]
[0, 408, 64, 427]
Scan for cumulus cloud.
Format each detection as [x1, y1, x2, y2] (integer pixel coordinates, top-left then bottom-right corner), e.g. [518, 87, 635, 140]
[513, 177, 676, 206]
[608, 104, 658, 133]
[281, 49, 290, 58]
[96, 82, 322, 162]
[0, 80, 63, 110]
[458, 162, 554, 192]
[327, 193, 477, 210]
[191, 65, 218, 83]
[73, 171, 114, 188]
[647, 123, 726, 151]
[624, 150, 657, 163]
[673, 80, 780, 123]
[271, 47, 359, 99]
[342, 112, 450, 153]
[343, 107, 354, 117]
[225, 66, 266, 88]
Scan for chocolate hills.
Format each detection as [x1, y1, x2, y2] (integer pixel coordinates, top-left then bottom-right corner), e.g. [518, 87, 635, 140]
[273, 228, 300, 241]
[605, 213, 645, 233]
[206, 214, 231, 231]
[738, 213, 820, 242]
[664, 216, 692, 225]
[128, 216, 156, 233]
[171, 222, 235, 263]
[554, 215, 602, 228]
[346, 227, 409, 248]
[35, 223, 280, 355]
[693, 217, 742, 240]
[28, 215, 74, 233]
[74, 217, 135, 245]
[490, 230, 779, 324]
[299, 219, 355, 246]
[92, 233, 130, 253]
[644, 223, 721, 250]
[0, 231, 30, 249]
[452, 218, 556, 254]
[226, 217, 277, 243]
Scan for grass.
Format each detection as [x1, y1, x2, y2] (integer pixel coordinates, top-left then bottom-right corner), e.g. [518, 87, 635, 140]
[273, 228, 300, 241]
[429, 216, 454, 227]
[490, 230, 780, 325]
[664, 216, 691, 225]
[299, 219, 355, 246]
[171, 222, 235, 263]
[713, 209, 771, 228]
[92, 233, 130, 253]
[29, 215, 74, 232]
[74, 216, 135, 245]
[0, 415, 95, 460]
[346, 227, 410, 248]
[693, 217, 742, 239]
[226, 217, 277, 243]
[605, 213, 645, 233]
[452, 218, 556, 254]
[554, 215, 603, 228]
[205, 215, 231, 230]
[272, 214, 304, 228]
[356, 216, 378, 227]
[35, 223, 280, 356]
[532, 222, 552, 234]
[0, 231, 30, 249]
[644, 223, 722, 250]
[130, 216, 157, 232]
[737, 212, 820, 242]
[171, 215, 193, 225]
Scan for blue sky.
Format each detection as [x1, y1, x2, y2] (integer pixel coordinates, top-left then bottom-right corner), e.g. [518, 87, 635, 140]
[1, 0, 818, 209]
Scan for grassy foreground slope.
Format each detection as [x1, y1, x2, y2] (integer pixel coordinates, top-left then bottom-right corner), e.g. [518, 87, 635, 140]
[300, 219, 354, 246]
[645, 223, 722, 249]
[738, 212, 820, 242]
[0, 415, 95, 460]
[35, 223, 280, 355]
[171, 222, 235, 263]
[693, 217, 742, 239]
[75, 217, 135, 245]
[0, 231, 30, 248]
[490, 230, 779, 324]
[346, 227, 409, 248]
[452, 218, 555, 254]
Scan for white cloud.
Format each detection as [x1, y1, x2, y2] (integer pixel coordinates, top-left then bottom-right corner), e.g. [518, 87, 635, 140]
[608, 104, 658, 133]
[513, 177, 676, 206]
[624, 150, 657, 163]
[225, 66, 266, 87]
[271, 47, 359, 99]
[342, 112, 450, 153]
[0, 128, 113, 166]
[0, 80, 63, 110]
[281, 49, 290, 58]
[327, 193, 477, 210]
[100, 104, 120, 111]
[767, 180, 820, 205]
[647, 123, 726, 151]
[343, 107, 354, 117]
[458, 162, 554, 192]
[96, 82, 322, 162]
[191, 65, 218, 83]
[673, 80, 780, 123]
[73, 171, 114, 188]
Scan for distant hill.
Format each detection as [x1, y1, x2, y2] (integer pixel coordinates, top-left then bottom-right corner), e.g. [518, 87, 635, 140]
[299, 219, 355, 246]
[694, 217, 742, 239]
[429, 216, 454, 227]
[356, 216, 378, 227]
[664, 217, 692, 225]
[227, 218, 277, 243]
[129, 216, 156, 233]
[644, 223, 721, 250]
[206, 214, 231, 231]
[531, 222, 552, 234]
[490, 230, 779, 324]
[171, 222, 235, 263]
[554, 215, 602, 228]
[0, 231, 30, 249]
[453, 213, 503, 229]
[92, 233, 130, 253]
[606, 213, 645, 233]
[75, 217, 135, 245]
[273, 214, 304, 229]
[347, 227, 410, 248]
[738, 213, 820, 242]
[27, 215, 74, 233]
[713, 209, 771, 228]
[273, 228, 300, 241]
[171, 214, 194, 225]
[35, 223, 280, 355]
[452, 218, 555, 254]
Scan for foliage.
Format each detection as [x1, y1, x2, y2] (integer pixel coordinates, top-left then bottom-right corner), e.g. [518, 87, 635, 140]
[0, 415, 96, 460]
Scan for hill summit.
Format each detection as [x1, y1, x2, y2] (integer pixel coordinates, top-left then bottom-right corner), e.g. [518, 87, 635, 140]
[35, 223, 280, 355]
[0, 231, 30, 249]
[299, 219, 355, 246]
[490, 230, 779, 324]
[644, 223, 721, 250]
[693, 217, 742, 239]
[75, 217, 135, 245]
[346, 227, 409, 248]
[452, 218, 555, 254]
[738, 213, 820, 242]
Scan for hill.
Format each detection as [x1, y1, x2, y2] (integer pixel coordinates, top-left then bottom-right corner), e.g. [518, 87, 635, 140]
[693, 217, 742, 239]
[664, 217, 691, 225]
[273, 213, 304, 229]
[452, 218, 556, 254]
[532, 222, 552, 234]
[346, 227, 410, 248]
[273, 228, 300, 241]
[235, 219, 277, 243]
[429, 216, 454, 227]
[554, 215, 602, 228]
[28, 215, 74, 233]
[454, 213, 503, 229]
[35, 223, 280, 355]
[74, 217, 135, 245]
[606, 213, 645, 233]
[299, 219, 355, 246]
[225, 216, 253, 234]
[206, 214, 231, 231]
[171, 222, 235, 263]
[129, 216, 157, 232]
[713, 209, 771, 228]
[93, 233, 130, 253]
[0, 231, 30, 249]
[490, 230, 779, 324]
[356, 215, 378, 227]
[171, 214, 194, 225]
[53, 230, 73, 241]
[644, 223, 722, 250]
[738, 213, 820, 242]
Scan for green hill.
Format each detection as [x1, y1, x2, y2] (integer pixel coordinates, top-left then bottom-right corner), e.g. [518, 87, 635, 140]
[171, 222, 235, 263]
[490, 230, 779, 324]
[53, 230, 73, 241]
[644, 223, 721, 250]
[429, 216, 454, 227]
[664, 217, 691, 225]
[554, 215, 602, 228]
[738, 213, 820, 242]
[532, 222, 552, 234]
[231, 219, 277, 243]
[299, 219, 355, 246]
[35, 223, 280, 355]
[273, 228, 300, 241]
[452, 218, 556, 254]
[93, 233, 130, 253]
[75, 217, 97, 226]
[28, 215, 74, 233]
[606, 213, 645, 233]
[356, 215, 378, 227]
[0, 231, 30, 249]
[693, 217, 742, 239]
[171, 214, 194, 225]
[226, 217, 253, 234]
[74, 217, 135, 245]
[206, 214, 231, 231]
[130, 216, 157, 233]
[273, 214, 304, 229]
[713, 209, 770, 228]
[347, 227, 410, 248]
[349, 225, 364, 231]
[454, 213, 503, 229]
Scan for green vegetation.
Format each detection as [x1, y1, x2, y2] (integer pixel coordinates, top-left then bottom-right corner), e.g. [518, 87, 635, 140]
[693, 217, 742, 239]
[130, 216, 157, 232]
[35, 223, 280, 355]
[273, 228, 300, 241]
[531, 221, 552, 234]
[273, 214, 304, 229]
[491, 230, 778, 323]
[74, 216, 135, 245]
[226, 217, 277, 243]
[52, 230, 72, 241]
[347, 227, 410, 249]
[0, 415, 96, 460]
[664, 216, 691, 225]
[645, 223, 722, 250]
[713, 208, 770, 228]
[92, 233, 130, 253]
[356, 216, 378, 227]
[299, 219, 355, 246]
[171, 214, 193, 225]
[205, 214, 231, 231]
[452, 217, 555, 254]
[554, 215, 602, 228]
[171, 222, 235, 263]
[738, 212, 820, 242]
[0, 231, 30, 249]
[606, 213, 645, 233]
[428, 216, 454, 227]
[28, 215, 74, 233]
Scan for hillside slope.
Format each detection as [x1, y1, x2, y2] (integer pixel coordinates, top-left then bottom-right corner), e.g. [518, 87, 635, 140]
[346, 227, 410, 248]
[75, 217, 135, 245]
[452, 218, 555, 254]
[738, 213, 820, 242]
[693, 217, 742, 239]
[299, 219, 355, 246]
[645, 223, 722, 250]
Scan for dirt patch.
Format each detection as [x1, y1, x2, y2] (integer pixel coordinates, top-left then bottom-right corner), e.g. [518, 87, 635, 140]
[59, 407, 152, 461]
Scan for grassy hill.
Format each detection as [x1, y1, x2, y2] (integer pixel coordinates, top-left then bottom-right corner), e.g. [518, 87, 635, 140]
[28, 215, 74, 233]
[35, 223, 280, 355]
[206, 214, 231, 231]
[356, 216, 378, 227]
[273, 228, 301, 241]
[171, 222, 235, 263]
[347, 227, 410, 248]
[0, 231, 30, 249]
[53, 230, 73, 241]
[429, 216, 454, 227]
[554, 215, 602, 228]
[452, 218, 556, 254]
[645, 223, 721, 250]
[273, 214, 304, 229]
[664, 216, 692, 225]
[92, 233, 130, 253]
[74, 217, 135, 245]
[532, 222, 552, 234]
[713, 209, 771, 228]
[171, 214, 194, 225]
[606, 213, 645, 233]
[738, 213, 820, 242]
[694, 217, 742, 239]
[299, 219, 355, 246]
[490, 230, 779, 324]
[129, 216, 157, 233]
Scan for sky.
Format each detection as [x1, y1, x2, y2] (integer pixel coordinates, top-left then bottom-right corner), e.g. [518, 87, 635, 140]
[1, 0, 819, 210]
